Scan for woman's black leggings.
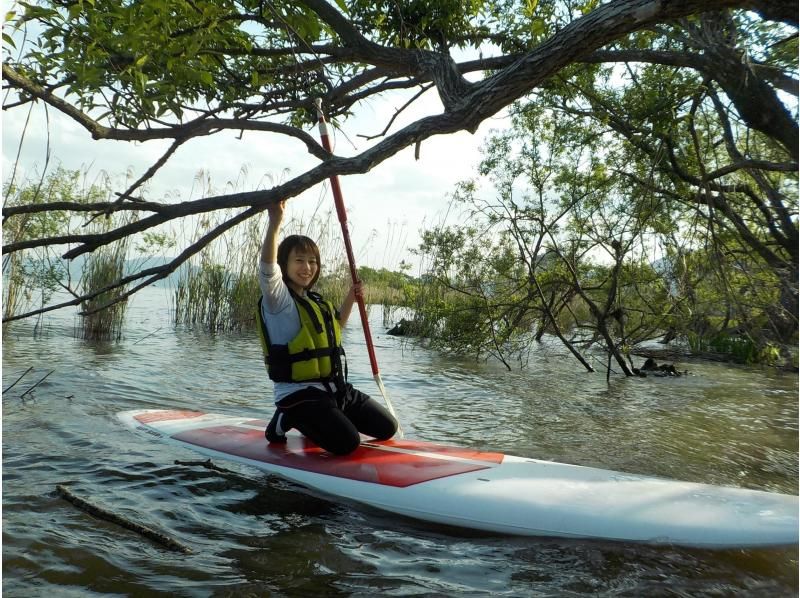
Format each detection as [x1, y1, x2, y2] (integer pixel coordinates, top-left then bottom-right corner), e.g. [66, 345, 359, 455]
[270, 383, 398, 455]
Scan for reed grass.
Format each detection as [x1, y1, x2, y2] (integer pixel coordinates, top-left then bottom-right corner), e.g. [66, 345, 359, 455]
[3, 251, 24, 323]
[2, 167, 127, 338]
[173, 169, 274, 332]
[78, 241, 129, 341]
[77, 171, 137, 341]
[2, 178, 68, 333]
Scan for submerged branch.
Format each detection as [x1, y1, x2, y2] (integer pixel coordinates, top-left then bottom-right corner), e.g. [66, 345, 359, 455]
[20, 370, 54, 398]
[174, 459, 236, 474]
[55, 485, 192, 553]
[2, 366, 34, 394]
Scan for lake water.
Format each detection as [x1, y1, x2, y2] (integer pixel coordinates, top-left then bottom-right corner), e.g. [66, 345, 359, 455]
[2, 286, 798, 596]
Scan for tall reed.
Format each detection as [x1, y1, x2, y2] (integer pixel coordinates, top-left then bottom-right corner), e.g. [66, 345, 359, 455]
[2, 167, 120, 336]
[78, 240, 129, 340]
[2, 178, 66, 332]
[77, 172, 136, 341]
[173, 169, 269, 332]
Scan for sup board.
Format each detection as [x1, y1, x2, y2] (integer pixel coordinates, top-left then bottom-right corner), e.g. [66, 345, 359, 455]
[117, 409, 798, 548]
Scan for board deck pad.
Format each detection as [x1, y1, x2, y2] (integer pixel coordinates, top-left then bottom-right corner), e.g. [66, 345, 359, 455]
[134, 411, 503, 487]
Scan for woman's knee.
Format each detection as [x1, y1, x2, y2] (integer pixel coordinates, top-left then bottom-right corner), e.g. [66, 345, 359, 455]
[302, 410, 361, 455]
[324, 429, 361, 455]
[357, 398, 398, 440]
[372, 415, 398, 440]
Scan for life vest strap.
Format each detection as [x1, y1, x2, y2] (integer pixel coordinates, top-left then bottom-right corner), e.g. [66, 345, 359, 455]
[291, 289, 324, 333]
[265, 345, 344, 365]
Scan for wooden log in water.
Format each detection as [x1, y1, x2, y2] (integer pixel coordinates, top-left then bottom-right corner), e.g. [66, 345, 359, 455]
[174, 458, 233, 473]
[55, 484, 192, 554]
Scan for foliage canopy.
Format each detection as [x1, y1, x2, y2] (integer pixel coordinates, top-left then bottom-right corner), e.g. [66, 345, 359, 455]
[3, 0, 797, 368]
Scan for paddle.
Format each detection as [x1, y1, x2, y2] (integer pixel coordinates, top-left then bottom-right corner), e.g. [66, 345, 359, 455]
[314, 99, 403, 438]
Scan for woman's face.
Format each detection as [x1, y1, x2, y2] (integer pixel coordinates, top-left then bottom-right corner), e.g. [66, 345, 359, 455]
[286, 246, 319, 292]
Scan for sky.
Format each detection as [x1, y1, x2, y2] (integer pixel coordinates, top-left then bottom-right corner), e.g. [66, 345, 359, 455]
[3, 79, 505, 273]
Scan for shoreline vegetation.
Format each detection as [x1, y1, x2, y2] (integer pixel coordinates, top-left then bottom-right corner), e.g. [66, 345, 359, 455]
[3, 254, 796, 371]
[3, 167, 796, 372]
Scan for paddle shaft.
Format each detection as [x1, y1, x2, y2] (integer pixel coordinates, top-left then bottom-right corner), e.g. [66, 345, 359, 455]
[313, 100, 378, 376]
[314, 101, 402, 434]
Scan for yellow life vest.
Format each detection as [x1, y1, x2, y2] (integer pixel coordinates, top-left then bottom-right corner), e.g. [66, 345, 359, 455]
[256, 291, 345, 384]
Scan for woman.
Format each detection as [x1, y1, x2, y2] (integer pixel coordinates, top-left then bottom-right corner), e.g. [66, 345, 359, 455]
[257, 200, 398, 455]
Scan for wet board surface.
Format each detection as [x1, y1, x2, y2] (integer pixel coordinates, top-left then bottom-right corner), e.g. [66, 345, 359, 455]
[118, 409, 799, 548]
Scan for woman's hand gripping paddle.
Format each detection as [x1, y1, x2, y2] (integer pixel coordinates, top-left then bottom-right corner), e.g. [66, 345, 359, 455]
[314, 98, 403, 438]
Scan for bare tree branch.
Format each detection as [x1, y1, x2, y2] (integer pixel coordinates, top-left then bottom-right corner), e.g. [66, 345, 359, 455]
[3, 0, 795, 323]
[3, 205, 261, 323]
[585, 48, 799, 97]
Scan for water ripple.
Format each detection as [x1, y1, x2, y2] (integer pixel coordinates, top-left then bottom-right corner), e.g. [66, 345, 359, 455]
[2, 288, 797, 596]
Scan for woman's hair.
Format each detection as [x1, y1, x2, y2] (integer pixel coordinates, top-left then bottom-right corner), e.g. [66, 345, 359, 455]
[277, 235, 321, 289]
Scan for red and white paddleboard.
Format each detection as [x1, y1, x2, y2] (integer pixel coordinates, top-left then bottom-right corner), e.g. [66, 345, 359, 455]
[117, 409, 798, 548]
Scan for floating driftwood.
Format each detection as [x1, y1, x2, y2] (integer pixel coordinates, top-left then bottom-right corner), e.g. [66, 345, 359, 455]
[55, 485, 191, 554]
[174, 458, 234, 474]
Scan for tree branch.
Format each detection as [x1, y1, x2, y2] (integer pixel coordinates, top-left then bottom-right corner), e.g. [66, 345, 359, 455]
[3, 206, 261, 323]
[3, 63, 329, 157]
[585, 48, 799, 97]
[4, 0, 794, 321]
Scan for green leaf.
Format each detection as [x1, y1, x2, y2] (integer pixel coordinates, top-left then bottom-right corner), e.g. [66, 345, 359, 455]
[136, 71, 148, 93]
[2, 32, 16, 49]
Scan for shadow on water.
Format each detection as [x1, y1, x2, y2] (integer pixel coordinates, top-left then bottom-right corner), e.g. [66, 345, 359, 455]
[2, 287, 798, 596]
